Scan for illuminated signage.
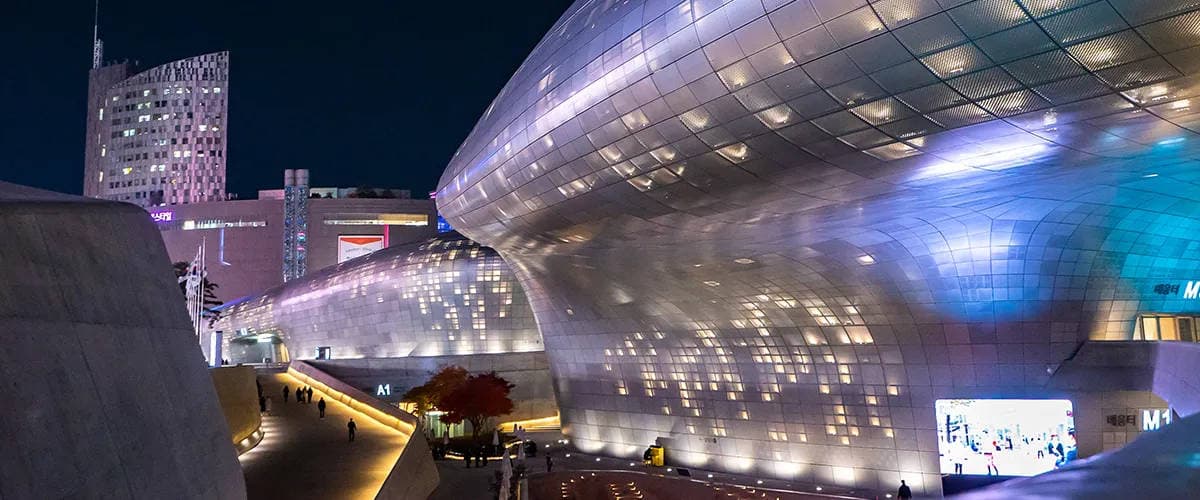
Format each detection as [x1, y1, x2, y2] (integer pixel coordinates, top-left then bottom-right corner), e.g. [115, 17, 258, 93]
[1143, 408, 1172, 431]
[1105, 408, 1173, 431]
[323, 213, 429, 226]
[376, 384, 391, 396]
[1152, 281, 1200, 298]
[337, 235, 385, 263]
[150, 211, 173, 222]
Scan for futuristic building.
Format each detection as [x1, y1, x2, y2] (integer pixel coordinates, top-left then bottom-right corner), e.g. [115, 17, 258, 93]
[0, 182, 244, 498]
[218, 231, 542, 361]
[436, 0, 1200, 495]
[84, 51, 230, 207]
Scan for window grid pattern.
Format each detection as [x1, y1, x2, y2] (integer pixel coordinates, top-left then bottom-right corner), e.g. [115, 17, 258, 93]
[436, 0, 1200, 496]
[89, 52, 230, 207]
[217, 232, 541, 358]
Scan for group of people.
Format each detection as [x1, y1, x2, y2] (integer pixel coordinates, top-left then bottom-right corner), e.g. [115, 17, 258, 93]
[462, 447, 490, 468]
[280, 384, 328, 418]
[283, 384, 314, 404]
[254, 379, 355, 442]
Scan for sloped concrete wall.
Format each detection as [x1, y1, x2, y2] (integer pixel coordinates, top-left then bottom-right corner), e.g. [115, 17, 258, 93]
[211, 366, 262, 450]
[1153, 342, 1200, 418]
[312, 352, 557, 422]
[289, 361, 439, 500]
[0, 183, 245, 499]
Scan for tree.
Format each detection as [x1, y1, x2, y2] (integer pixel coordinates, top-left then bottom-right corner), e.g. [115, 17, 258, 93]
[348, 185, 378, 198]
[401, 365, 468, 423]
[439, 372, 515, 441]
[172, 261, 224, 327]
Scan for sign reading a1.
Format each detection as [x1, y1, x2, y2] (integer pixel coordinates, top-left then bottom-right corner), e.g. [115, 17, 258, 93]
[376, 383, 391, 396]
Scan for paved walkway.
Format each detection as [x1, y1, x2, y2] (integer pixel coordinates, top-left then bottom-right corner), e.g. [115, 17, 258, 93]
[239, 372, 406, 500]
[430, 431, 872, 500]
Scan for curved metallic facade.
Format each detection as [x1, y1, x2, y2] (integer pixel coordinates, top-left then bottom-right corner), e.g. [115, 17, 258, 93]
[218, 232, 541, 359]
[84, 52, 230, 206]
[437, 0, 1200, 495]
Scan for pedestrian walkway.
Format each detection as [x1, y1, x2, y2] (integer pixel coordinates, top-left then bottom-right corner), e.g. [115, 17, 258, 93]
[239, 372, 407, 500]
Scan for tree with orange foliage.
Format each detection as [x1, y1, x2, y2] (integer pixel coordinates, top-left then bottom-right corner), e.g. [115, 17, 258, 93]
[439, 372, 515, 441]
[402, 365, 468, 423]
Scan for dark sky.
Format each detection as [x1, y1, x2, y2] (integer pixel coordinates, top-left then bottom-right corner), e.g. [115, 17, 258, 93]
[0, 0, 572, 198]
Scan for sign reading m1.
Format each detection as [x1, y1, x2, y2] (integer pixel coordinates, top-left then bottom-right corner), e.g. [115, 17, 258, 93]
[1153, 281, 1200, 298]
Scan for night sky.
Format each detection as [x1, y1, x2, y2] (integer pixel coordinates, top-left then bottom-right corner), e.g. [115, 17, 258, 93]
[0, 0, 573, 198]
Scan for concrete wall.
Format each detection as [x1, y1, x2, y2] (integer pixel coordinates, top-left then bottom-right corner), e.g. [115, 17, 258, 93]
[288, 361, 439, 500]
[311, 352, 557, 422]
[210, 366, 262, 451]
[1153, 342, 1200, 418]
[0, 182, 244, 498]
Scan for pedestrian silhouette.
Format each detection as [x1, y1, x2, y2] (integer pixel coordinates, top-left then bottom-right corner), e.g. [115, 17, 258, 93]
[296, 387, 303, 404]
[546, 454, 553, 473]
[282, 385, 289, 403]
[259, 395, 266, 413]
[307, 387, 314, 404]
[898, 480, 912, 499]
[348, 418, 357, 442]
[318, 398, 326, 418]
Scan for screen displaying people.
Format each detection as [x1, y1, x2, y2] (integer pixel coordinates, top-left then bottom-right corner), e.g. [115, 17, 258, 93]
[935, 399, 1077, 477]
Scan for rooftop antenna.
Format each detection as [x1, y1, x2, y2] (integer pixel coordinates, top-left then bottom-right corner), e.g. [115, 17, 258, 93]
[91, 0, 103, 69]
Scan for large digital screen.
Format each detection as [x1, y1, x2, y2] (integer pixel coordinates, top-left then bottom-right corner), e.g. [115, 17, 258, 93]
[337, 235, 385, 263]
[936, 399, 1076, 477]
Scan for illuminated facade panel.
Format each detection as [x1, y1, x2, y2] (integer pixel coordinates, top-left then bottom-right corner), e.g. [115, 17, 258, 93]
[436, 0, 1200, 495]
[217, 232, 542, 359]
[84, 52, 230, 207]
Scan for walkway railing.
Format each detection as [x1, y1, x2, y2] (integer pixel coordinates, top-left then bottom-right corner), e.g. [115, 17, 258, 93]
[288, 360, 439, 500]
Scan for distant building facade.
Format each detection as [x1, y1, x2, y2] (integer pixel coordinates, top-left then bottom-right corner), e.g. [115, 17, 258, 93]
[152, 189, 437, 304]
[84, 52, 230, 207]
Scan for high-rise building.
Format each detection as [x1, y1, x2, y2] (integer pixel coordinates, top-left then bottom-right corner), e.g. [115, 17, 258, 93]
[84, 50, 230, 207]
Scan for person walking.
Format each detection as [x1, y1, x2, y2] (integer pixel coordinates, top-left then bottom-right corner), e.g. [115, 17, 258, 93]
[317, 398, 326, 418]
[282, 385, 289, 403]
[897, 480, 912, 499]
[986, 453, 999, 475]
[348, 418, 357, 442]
[545, 453, 553, 473]
[259, 395, 267, 413]
[306, 386, 314, 404]
[296, 387, 303, 404]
